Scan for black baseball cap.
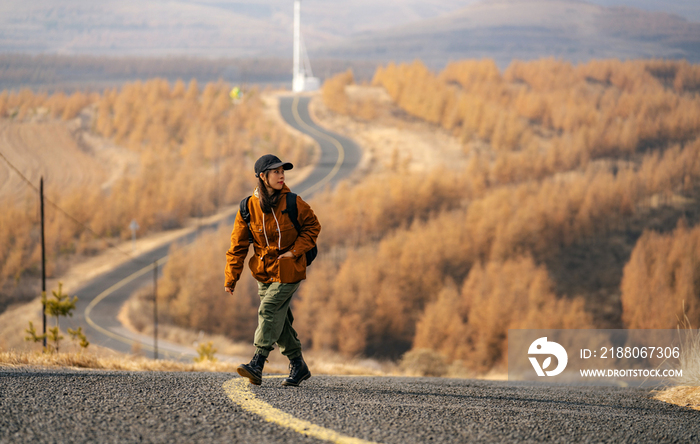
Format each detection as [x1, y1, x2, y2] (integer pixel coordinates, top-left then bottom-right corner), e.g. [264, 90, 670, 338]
[254, 154, 293, 177]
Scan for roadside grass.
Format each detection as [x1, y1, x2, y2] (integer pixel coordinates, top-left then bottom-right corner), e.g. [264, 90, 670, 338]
[677, 326, 700, 387]
[0, 348, 397, 376]
[0, 349, 247, 373]
[654, 327, 700, 410]
[654, 386, 700, 411]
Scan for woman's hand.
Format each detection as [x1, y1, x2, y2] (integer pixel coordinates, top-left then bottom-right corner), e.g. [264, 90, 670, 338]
[278, 251, 294, 259]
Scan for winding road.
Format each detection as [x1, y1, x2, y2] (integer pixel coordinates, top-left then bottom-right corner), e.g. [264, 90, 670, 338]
[3, 95, 699, 443]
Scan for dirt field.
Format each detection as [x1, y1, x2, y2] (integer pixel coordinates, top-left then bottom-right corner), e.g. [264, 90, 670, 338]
[0, 120, 102, 200]
[0, 109, 139, 202]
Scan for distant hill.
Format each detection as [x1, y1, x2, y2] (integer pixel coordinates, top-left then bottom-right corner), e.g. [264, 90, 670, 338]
[1, 0, 699, 90]
[313, 0, 700, 68]
[2, 0, 697, 64]
[0, 0, 469, 58]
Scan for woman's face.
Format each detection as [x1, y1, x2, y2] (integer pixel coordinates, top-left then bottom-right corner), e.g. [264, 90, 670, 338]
[263, 167, 285, 191]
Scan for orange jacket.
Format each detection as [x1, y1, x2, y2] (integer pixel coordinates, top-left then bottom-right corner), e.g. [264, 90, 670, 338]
[225, 185, 321, 290]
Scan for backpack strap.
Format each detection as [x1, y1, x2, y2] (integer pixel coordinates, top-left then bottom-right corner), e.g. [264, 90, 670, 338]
[239, 196, 254, 244]
[283, 192, 302, 233]
[282, 192, 318, 266]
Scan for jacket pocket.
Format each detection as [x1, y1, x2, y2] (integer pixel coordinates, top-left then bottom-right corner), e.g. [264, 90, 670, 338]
[278, 255, 305, 283]
[279, 225, 298, 251]
[249, 222, 264, 246]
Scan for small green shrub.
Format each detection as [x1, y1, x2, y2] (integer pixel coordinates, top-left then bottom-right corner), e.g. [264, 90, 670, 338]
[24, 282, 89, 353]
[194, 341, 218, 363]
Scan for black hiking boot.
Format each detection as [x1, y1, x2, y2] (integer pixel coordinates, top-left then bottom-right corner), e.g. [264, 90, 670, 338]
[282, 355, 311, 387]
[237, 353, 266, 385]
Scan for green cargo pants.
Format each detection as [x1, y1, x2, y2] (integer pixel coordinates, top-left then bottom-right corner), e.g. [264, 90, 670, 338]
[254, 281, 302, 359]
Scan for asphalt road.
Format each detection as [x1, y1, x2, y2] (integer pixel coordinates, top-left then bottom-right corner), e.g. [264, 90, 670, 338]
[67, 95, 360, 360]
[2, 370, 698, 443]
[278, 95, 362, 197]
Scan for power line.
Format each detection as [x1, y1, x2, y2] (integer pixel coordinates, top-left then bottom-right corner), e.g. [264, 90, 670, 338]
[0, 149, 144, 263]
[0, 150, 35, 191]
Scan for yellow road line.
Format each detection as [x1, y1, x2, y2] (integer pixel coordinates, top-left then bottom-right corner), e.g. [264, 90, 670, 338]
[84, 256, 179, 357]
[291, 95, 346, 196]
[222, 377, 380, 444]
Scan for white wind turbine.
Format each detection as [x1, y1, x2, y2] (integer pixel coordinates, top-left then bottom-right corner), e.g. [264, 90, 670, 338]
[292, 0, 319, 92]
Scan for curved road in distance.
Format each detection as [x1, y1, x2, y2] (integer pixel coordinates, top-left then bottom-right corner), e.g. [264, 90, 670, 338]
[279, 95, 361, 198]
[68, 95, 360, 359]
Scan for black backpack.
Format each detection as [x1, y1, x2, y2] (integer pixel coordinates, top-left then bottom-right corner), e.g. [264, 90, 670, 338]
[239, 192, 318, 266]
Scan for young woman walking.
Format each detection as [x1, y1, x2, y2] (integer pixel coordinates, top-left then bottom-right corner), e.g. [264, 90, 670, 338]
[225, 154, 321, 386]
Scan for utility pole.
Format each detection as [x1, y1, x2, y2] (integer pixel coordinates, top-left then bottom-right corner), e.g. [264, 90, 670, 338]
[40, 177, 46, 348]
[153, 261, 158, 360]
[129, 219, 139, 253]
[215, 156, 220, 211]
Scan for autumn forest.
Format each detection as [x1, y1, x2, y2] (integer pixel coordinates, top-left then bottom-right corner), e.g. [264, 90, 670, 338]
[3, 57, 700, 372]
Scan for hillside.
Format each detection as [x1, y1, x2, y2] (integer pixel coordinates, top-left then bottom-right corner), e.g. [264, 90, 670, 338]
[1, 0, 698, 68]
[2, 1, 700, 91]
[0, 0, 469, 58]
[315, 0, 700, 68]
[0, 111, 136, 203]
